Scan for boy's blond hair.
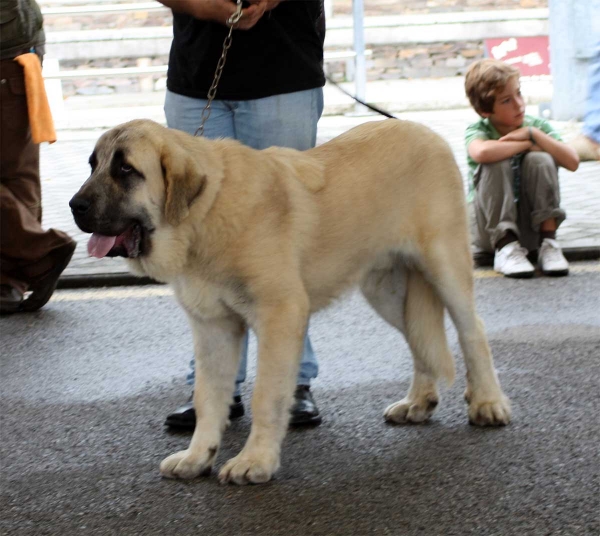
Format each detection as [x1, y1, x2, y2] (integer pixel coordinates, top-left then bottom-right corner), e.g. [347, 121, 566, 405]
[465, 58, 520, 116]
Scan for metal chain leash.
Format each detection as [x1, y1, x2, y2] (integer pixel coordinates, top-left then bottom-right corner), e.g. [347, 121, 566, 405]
[195, 0, 243, 137]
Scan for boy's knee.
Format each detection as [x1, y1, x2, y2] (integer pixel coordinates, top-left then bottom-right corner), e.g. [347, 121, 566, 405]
[475, 160, 513, 190]
[522, 152, 559, 189]
[482, 159, 512, 175]
[523, 152, 555, 169]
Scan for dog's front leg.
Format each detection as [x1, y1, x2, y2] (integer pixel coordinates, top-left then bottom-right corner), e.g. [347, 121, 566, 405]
[219, 298, 308, 485]
[160, 315, 245, 479]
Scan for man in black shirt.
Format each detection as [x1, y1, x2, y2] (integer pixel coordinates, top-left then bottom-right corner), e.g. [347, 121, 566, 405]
[159, 0, 325, 429]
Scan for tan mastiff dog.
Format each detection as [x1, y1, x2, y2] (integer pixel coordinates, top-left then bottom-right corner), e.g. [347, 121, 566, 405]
[70, 118, 511, 485]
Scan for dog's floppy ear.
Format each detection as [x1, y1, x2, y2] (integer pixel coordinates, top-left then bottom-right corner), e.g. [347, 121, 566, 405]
[161, 143, 206, 226]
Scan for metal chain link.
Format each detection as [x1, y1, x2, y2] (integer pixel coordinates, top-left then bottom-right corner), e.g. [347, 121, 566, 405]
[195, 0, 243, 137]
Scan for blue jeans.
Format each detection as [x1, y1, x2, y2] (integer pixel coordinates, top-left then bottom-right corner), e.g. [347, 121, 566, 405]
[583, 40, 600, 144]
[164, 88, 323, 150]
[165, 88, 323, 395]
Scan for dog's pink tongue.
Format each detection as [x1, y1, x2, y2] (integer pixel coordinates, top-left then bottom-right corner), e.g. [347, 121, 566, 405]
[88, 234, 117, 258]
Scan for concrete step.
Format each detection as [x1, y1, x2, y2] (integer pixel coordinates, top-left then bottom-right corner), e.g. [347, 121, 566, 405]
[50, 76, 554, 131]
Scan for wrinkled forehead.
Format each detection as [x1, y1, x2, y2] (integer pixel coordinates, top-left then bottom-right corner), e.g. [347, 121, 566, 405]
[91, 126, 156, 168]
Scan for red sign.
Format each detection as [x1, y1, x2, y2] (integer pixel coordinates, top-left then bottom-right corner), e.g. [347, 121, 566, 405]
[484, 36, 550, 76]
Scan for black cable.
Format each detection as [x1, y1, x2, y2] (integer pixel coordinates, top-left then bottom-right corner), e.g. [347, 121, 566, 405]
[325, 75, 398, 119]
[266, 6, 399, 121]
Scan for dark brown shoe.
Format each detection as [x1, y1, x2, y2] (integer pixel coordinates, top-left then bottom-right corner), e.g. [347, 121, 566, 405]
[0, 284, 24, 315]
[20, 241, 76, 313]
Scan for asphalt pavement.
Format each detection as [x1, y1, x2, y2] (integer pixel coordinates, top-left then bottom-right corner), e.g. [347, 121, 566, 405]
[1, 267, 599, 535]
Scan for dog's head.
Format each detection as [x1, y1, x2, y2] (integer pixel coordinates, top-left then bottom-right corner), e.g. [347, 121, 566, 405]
[69, 119, 209, 260]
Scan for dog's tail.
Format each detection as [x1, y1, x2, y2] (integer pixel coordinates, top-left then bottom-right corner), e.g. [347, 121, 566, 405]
[404, 270, 456, 385]
[360, 263, 455, 385]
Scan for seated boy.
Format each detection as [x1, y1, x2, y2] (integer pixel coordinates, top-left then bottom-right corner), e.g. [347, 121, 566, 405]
[464, 58, 579, 278]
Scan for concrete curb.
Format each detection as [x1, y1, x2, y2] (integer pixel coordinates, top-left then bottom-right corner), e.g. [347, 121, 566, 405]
[57, 247, 599, 290]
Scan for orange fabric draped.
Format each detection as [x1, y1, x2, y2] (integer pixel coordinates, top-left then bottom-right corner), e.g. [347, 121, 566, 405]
[14, 53, 56, 144]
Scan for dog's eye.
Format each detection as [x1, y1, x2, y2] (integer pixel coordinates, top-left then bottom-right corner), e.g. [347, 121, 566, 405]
[121, 164, 133, 174]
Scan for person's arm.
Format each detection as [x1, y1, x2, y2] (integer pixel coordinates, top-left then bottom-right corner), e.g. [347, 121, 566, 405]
[500, 127, 579, 171]
[156, 0, 233, 21]
[156, 0, 274, 30]
[468, 137, 532, 164]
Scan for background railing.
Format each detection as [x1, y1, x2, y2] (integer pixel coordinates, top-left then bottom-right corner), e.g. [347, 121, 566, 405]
[41, 4, 548, 92]
[40, 2, 553, 123]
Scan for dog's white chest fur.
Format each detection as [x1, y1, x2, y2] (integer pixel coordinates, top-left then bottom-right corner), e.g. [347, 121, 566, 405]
[172, 275, 255, 325]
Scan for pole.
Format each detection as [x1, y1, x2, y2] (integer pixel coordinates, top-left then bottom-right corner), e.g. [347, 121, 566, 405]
[548, 0, 600, 120]
[352, 0, 367, 114]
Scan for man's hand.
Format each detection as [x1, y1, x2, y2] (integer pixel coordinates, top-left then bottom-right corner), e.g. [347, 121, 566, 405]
[158, 0, 236, 24]
[157, 0, 280, 29]
[236, 0, 282, 30]
[254, 0, 282, 12]
[236, 1, 267, 30]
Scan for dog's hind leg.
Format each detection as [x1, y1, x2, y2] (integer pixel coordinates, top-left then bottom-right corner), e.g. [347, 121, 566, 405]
[361, 265, 455, 424]
[160, 315, 246, 480]
[418, 240, 511, 426]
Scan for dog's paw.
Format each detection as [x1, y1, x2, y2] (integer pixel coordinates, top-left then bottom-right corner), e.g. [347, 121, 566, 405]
[384, 395, 439, 424]
[159, 448, 216, 480]
[218, 450, 280, 485]
[468, 395, 511, 426]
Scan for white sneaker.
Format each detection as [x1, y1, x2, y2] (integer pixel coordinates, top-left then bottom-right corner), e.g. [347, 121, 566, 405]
[538, 238, 569, 276]
[494, 241, 535, 278]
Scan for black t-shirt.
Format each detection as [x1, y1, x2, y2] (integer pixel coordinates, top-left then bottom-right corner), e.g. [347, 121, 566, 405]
[167, 0, 326, 101]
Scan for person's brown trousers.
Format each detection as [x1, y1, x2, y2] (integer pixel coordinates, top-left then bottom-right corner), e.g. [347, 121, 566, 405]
[0, 58, 75, 293]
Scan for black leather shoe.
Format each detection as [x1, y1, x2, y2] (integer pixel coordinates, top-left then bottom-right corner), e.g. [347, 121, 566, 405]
[290, 385, 322, 426]
[165, 395, 244, 430]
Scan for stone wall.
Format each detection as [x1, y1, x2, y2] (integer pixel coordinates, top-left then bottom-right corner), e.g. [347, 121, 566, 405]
[325, 41, 484, 83]
[333, 0, 546, 16]
[41, 0, 548, 97]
